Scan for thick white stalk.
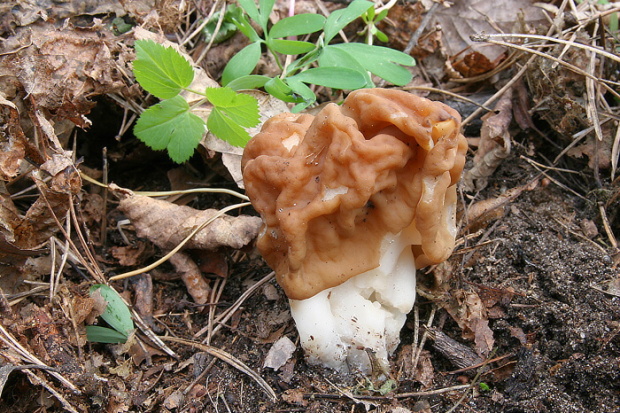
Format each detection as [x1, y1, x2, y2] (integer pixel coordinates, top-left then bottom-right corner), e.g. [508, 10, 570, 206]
[289, 231, 417, 374]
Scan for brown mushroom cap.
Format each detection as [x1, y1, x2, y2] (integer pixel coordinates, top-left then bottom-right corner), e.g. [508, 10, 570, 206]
[242, 89, 468, 300]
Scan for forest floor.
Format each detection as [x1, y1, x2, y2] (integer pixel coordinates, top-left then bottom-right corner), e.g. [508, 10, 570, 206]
[0, 1, 619, 412]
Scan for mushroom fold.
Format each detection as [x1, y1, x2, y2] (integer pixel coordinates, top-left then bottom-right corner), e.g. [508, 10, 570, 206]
[242, 89, 468, 373]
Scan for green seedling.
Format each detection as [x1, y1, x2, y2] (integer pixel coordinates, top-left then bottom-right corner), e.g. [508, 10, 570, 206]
[86, 285, 134, 344]
[360, 6, 390, 44]
[132, 39, 259, 163]
[203, 8, 239, 45]
[222, 0, 415, 111]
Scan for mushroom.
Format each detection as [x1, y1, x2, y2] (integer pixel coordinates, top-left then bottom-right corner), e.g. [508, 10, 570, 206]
[242, 89, 467, 373]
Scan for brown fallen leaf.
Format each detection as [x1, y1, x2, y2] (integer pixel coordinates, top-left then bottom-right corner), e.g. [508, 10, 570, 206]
[169, 252, 211, 305]
[433, 0, 545, 78]
[117, 193, 261, 251]
[464, 179, 539, 231]
[463, 88, 513, 192]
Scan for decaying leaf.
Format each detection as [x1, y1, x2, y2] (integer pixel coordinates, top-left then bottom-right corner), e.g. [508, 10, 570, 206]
[169, 252, 211, 305]
[263, 336, 296, 371]
[434, 0, 544, 78]
[464, 179, 539, 231]
[117, 193, 261, 251]
[463, 88, 513, 192]
[114, 190, 261, 303]
[0, 21, 128, 118]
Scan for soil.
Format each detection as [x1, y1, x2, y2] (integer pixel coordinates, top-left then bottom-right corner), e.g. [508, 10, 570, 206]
[1, 2, 619, 413]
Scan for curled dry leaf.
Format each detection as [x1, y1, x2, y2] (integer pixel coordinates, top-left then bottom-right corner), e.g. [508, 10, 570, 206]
[117, 194, 261, 251]
[464, 179, 539, 231]
[169, 252, 211, 305]
[463, 88, 513, 192]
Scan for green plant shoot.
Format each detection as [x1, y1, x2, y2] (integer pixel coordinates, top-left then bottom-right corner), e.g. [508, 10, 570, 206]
[221, 0, 415, 112]
[133, 40, 259, 163]
[86, 284, 134, 344]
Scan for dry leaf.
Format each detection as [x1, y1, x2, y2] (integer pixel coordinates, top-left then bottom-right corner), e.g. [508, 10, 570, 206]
[463, 88, 513, 192]
[169, 252, 211, 305]
[0, 21, 127, 117]
[117, 193, 261, 251]
[263, 336, 296, 371]
[434, 0, 545, 77]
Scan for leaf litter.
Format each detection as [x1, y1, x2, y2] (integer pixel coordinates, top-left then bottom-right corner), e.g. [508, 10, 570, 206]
[0, 0, 619, 412]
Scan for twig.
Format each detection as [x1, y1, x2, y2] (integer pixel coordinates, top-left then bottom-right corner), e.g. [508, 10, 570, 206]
[160, 336, 277, 401]
[403, 2, 439, 55]
[196, 271, 275, 339]
[473, 33, 620, 64]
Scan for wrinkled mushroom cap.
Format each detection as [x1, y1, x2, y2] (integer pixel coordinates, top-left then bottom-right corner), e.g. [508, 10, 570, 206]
[242, 89, 468, 300]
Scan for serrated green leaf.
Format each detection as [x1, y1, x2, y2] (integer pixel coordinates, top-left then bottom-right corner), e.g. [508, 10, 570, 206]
[330, 43, 414, 85]
[89, 285, 134, 337]
[324, 0, 373, 43]
[207, 110, 252, 147]
[133, 40, 194, 99]
[86, 326, 129, 344]
[205, 87, 259, 147]
[134, 96, 206, 163]
[222, 42, 262, 86]
[269, 14, 326, 38]
[289, 67, 368, 90]
[226, 75, 271, 91]
[268, 39, 316, 55]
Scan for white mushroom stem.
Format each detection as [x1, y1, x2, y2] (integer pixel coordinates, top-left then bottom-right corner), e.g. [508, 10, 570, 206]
[289, 231, 417, 374]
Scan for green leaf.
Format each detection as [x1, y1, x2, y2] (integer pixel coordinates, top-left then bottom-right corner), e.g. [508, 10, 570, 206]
[319, 46, 372, 87]
[237, 0, 261, 26]
[206, 87, 259, 146]
[86, 326, 129, 344]
[268, 39, 316, 55]
[229, 4, 261, 41]
[222, 42, 262, 86]
[376, 8, 389, 22]
[289, 67, 368, 90]
[269, 14, 326, 38]
[134, 95, 206, 163]
[133, 40, 194, 100]
[330, 43, 414, 85]
[324, 0, 374, 43]
[226, 75, 271, 91]
[285, 78, 317, 112]
[89, 285, 134, 337]
[374, 28, 389, 43]
[264, 77, 305, 102]
[257, 0, 276, 29]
